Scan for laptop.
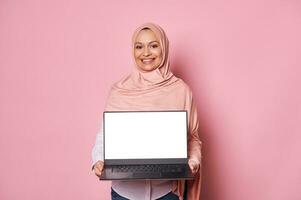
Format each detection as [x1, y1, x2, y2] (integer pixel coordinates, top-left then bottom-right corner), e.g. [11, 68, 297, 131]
[99, 110, 194, 180]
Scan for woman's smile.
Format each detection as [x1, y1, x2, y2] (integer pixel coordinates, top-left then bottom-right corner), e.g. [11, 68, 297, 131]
[141, 58, 155, 64]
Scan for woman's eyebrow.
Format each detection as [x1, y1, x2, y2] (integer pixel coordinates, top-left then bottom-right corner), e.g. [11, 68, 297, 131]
[135, 41, 159, 45]
[149, 41, 159, 44]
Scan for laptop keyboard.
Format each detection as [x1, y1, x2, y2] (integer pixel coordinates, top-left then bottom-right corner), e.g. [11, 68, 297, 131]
[112, 164, 188, 173]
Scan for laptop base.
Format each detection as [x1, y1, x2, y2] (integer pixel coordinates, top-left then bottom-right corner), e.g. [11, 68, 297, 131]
[99, 164, 194, 180]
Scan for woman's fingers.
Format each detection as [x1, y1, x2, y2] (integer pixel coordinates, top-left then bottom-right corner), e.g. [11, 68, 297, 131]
[93, 161, 104, 177]
[97, 161, 104, 169]
[94, 167, 102, 176]
[188, 159, 199, 175]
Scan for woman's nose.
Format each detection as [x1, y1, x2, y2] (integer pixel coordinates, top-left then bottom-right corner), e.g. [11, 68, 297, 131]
[143, 47, 151, 56]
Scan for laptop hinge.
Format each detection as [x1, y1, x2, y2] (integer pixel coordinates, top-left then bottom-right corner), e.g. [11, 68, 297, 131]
[105, 158, 187, 165]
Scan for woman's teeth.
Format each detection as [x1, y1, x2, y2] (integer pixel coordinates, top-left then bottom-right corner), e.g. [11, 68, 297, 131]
[142, 58, 154, 64]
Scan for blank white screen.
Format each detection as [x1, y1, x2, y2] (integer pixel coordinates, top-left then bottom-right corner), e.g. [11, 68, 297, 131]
[104, 111, 187, 159]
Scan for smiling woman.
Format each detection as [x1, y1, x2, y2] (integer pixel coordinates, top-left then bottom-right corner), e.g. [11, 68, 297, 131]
[92, 23, 202, 200]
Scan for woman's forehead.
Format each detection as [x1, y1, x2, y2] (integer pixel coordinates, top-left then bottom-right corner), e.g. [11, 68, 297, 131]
[134, 29, 160, 43]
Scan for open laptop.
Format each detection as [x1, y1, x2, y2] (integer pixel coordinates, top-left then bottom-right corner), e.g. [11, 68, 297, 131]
[99, 110, 194, 180]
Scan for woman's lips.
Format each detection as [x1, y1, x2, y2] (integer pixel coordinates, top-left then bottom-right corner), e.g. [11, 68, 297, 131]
[141, 58, 155, 64]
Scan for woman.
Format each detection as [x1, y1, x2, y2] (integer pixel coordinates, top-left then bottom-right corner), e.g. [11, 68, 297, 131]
[92, 23, 202, 200]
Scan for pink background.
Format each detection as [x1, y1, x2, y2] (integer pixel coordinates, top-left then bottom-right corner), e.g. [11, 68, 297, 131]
[1, 0, 300, 199]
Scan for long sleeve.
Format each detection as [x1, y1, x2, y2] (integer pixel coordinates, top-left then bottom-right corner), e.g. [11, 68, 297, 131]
[91, 88, 112, 170]
[91, 124, 104, 169]
[187, 92, 202, 165]
[186, 92, 202, 200]
[173, 87, 203, 200]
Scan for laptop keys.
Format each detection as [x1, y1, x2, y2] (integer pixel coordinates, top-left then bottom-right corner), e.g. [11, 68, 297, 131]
[112, 164, 187, 173]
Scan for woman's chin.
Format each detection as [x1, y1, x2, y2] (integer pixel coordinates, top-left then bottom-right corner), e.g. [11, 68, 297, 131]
[138, 64, 158, 72]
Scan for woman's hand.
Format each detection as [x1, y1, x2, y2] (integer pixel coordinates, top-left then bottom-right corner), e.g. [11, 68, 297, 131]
[93, 160, 104, 177]
[188, 159, 200, 175]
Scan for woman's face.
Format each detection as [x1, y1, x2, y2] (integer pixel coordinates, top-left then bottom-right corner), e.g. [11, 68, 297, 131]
[134, 29, 163, 72]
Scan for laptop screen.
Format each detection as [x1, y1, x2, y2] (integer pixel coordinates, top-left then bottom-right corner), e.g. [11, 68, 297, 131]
[104, 111, 187, 160]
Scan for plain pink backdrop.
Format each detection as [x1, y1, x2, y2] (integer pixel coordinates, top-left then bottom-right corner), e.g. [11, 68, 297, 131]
[0, 0, 300, 199]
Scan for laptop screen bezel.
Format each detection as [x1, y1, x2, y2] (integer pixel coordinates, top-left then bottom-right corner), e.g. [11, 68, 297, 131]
[103, 110, 189, 165]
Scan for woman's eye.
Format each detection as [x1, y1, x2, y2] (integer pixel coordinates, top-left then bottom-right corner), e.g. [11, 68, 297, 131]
[135, 46, 142, 49]
[151, 44, 158, 48]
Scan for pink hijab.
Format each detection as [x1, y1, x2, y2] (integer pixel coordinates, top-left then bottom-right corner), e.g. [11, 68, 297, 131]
[105, 23, 202, 200]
